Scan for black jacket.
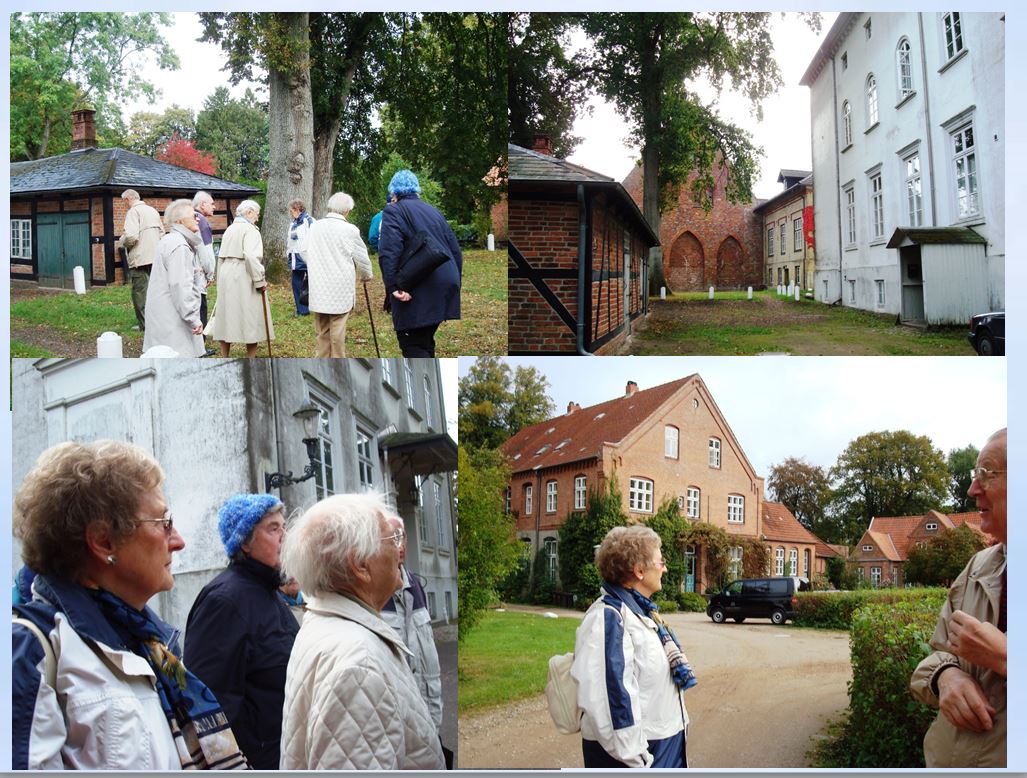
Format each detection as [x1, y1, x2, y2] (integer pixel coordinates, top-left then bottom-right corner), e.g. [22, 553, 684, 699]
[184, 557, 298, 769]
[378, 194, 462, 330]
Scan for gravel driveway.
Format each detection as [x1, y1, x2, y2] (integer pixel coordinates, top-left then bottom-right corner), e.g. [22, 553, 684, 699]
[459, 609, 851, 769]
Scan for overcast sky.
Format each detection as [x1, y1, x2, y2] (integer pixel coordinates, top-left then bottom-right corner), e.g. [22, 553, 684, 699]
[565, 12, 838, 200]
[457, 356, 1006, 477]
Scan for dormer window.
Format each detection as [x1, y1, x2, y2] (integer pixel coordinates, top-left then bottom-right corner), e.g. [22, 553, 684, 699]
[594, 412, 606, 420]
[925, 522, 938, 531]
[535, 444, 551, 455]
[862, 544, 873, 551]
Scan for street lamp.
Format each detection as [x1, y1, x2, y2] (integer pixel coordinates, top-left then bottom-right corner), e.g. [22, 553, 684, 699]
[265, 400, 323, 492]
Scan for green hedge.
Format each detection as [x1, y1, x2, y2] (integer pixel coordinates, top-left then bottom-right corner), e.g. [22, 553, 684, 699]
[794, 587, 948, 629]
[677, 591, 709, 612]
[654, 598, 679, 613]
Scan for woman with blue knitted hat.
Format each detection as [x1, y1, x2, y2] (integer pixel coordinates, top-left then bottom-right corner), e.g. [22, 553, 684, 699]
[184, 493, 299, 770]
[377, 169, 462, 357]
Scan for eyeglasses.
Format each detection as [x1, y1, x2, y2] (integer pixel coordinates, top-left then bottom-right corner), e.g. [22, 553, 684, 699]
[381, 529, 405, 547]
[138, 510, 174, 534]
[650, 558, 667, 570]
[969, 467, 1005, 485]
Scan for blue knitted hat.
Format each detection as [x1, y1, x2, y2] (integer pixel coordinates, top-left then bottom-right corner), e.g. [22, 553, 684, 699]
[388, 169, 421, 197]
[218, 493, 283, 558]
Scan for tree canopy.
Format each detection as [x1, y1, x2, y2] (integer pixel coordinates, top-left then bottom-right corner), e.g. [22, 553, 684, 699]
[194, 88, 270, 183]
[458, 357, 555, 451]
[767, 456, 832, 538]
[125, 104, 196, 157]
[946, 444, 979, 513]
[904, 524, 988, 587]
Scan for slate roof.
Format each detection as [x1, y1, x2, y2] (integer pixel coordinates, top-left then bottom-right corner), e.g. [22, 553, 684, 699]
[508, 143, 614, 183]
[777, 169, 812, 183]
[501, 375, 696, 474]
[753, 171, 813, 215]
[11, 146, 260, 196]
[864, 510, 985, 561]
[886, 227, 987, 249]
[761, 501, 825, 546]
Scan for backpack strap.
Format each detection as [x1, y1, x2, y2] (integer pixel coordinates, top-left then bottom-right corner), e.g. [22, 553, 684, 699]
[13, 612, 57, 689]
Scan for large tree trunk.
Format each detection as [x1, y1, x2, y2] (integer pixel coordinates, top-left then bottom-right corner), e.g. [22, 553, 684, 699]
[312, 116, 341, 216]
[264, 12, 314, 272]
[642, 143, 667, 295]
[639, 20, 668, 295]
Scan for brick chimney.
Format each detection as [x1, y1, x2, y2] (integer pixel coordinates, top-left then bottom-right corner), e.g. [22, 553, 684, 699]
[71, 107, 97, 151]
[566, 401, 581, 414]
[625, 381, 638, 397]
[532, 133, 554, 156]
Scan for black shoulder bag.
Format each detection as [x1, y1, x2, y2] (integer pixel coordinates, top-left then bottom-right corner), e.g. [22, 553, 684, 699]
[393, 201, 451, 291]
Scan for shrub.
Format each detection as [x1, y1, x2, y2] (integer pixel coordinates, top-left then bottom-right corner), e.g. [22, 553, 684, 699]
[676, 591, 708, 612]
[654, 598, 678, 613]
[794, 588, 948, 630]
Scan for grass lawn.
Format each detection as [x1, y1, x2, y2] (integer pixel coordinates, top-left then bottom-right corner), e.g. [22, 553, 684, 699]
[10, 249, 505, 358]
[627, 290, 974, 355]
[459, 610, 579, 715]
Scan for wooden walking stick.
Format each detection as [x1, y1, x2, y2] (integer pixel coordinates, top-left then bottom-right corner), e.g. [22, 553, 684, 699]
[260, 286, 273, 357]
[363, 280, 381, 358]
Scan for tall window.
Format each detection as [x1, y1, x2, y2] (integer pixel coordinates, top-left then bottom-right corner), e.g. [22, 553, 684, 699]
[416, 475, 429, 544]
[546, 480, 557, 513]
[896, 38, 914, 98]
[356, 425, 375, 489]
[904, 152, 923, 226]
[524, 484, 533, 515]
[793, 217, 802, 252]
[423, 376, 434, 428]
[544, 538, 558, 581]
[803, 549, 811, 578]
[775, 547, 784, 576]
[686, 487, 700, 519]
[728, 494, 744, 523]
[729, 547, 743, 579]
[404, 360, 415, 409]
[310, 396, 336, 500]
[842, 101, 852, 147]
[844, 185, 856, 245]
[381, 359, 394, 387]
[574, 475, 587, 510]
[865, 74, 879, 126]
[871, 566, 882, 586]
[876, 279, 886, 306]
[952, 123, 979, 218]
[504, 487, 511, 515]
[628, 477, 654, 513]
[10, 219, 32, 259]
[664, 425, 679, 459]
[767, 227, 774, 256]
[708, 437, 721, 468]
[427, 592, 437, 619]
[848, 279, 856, 303]
[943, 12, 963, 60]
[779, 223, 786, 255]
[434, 481, 445, 546]
[789, 548, 798, 577]
[869, 171, 884, 239]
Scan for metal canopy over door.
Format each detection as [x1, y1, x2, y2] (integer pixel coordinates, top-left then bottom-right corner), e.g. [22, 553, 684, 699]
[36, 211, 90, 288]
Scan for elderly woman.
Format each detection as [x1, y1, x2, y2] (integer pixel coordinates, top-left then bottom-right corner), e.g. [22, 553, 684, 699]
[206, 200, 274, 358]
[142, 199, 205, 357]
[184, 494, 298, 770]
[571, 525, 696, 769]
[12, 440, 247, 770]
[279, 493, 445, 770]
[286, 199, 314, 316]
[306, 191, 373, 357]
[377, 170, 462, 357]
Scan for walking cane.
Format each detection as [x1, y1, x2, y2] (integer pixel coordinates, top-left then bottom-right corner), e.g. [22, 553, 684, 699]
[363, 280, 381, 358]
[260, 286, 273, 358]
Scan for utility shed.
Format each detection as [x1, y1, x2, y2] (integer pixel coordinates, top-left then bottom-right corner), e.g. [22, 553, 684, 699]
[886, 227, 990, 325]
[508, 139, 659, 355]
[10, 109, 259, 289]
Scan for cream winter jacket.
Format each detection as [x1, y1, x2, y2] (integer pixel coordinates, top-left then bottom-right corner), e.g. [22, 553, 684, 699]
[119, 201, 163, 268]
[280, 592, 445, 770]
[306, 213, 373, 315]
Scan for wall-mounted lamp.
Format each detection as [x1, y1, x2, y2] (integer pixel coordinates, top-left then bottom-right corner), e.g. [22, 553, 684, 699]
[265, 400, 323, 492]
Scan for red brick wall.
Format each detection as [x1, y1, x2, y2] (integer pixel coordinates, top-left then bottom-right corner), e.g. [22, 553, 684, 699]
[623, 165, 764, 291]
[490, 195, 508, 242]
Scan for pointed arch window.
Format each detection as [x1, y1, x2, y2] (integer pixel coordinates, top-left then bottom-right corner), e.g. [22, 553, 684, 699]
[865, 74, 879, 126]
[896, 38, 914, 99]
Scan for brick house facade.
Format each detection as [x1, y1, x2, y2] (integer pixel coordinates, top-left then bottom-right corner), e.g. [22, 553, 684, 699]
[761, 501, 821, 582]
[622, 162, 764, 292]
[753, 170, 816, 291]
[502, 374, 768, 593]
[508, 140, 659, 355]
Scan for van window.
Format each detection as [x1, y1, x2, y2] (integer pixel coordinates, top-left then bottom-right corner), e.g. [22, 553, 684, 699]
[743, 580, 770, 595]
[768, 579, 789, 594]
[726, 581, 743, 595]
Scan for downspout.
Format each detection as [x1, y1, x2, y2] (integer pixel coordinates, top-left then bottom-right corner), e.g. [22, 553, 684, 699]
[575, 184, 593, 356]
[918, 12, 938, 226]
[267, 359, 282, 494]
[831, 55, 844, 303]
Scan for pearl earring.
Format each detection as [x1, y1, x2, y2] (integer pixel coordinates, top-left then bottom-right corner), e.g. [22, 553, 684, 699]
[107, 554, 117, 566]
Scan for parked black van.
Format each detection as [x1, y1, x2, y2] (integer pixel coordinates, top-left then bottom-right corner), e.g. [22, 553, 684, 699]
[706, 576, 809, 625]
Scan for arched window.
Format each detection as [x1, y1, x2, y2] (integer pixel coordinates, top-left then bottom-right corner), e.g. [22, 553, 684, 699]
[896, 38, 914, 99]
[866, 74, 879, 126]
[664, 425, 679, 459]
[842, 101, 852, 147]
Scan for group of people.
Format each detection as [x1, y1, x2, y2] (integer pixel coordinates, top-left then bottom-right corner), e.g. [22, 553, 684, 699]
[124, 169, 461, 359]
[13, 440, 449, 770]
[568, 427, 1006, 770]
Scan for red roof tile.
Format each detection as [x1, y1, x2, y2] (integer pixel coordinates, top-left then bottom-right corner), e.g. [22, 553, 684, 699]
[761, 501, 824, 546]
[867, 511, 986, 561]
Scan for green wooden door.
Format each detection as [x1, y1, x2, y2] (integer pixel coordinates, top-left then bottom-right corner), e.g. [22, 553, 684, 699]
[35, 211, 90, 288]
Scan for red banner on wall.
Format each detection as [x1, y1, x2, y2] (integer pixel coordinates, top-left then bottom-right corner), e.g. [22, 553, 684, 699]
[803, 205, 815, 249]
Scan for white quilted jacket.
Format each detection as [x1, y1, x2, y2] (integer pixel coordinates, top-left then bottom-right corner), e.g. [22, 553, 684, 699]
[305, 213, 373, 315]
[280, 592, 444, 770]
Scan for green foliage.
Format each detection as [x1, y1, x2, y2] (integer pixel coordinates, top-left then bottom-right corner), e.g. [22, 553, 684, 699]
[904, 525, 988, 587]
[767, 456, 833, 538]
[681, 522, 731, 592]
[642, 498, 689, 595]
[654, 599, 678, 613]
[10, 12, 179, 160]
[740, 536, 771, 579]
[458, 357, 555, 451]
[829, 430, 951, 545]
[946, 444, 979, 512]
[194, 87, 270, 182]
[792, 588, 947, 630]
[825, 556, 857, 590]
[457, 446, 520, 640]
[124, 104, 196, 157]
[497, 547, 532, 602]
[558, 478, 626, 605]
[676, 591, 708, 612]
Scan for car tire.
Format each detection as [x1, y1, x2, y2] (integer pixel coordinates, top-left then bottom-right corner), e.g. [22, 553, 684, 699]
[733, 617, 746, 623]
[710, 608, 726, 624]
[770, 609, 786, 625]
[977, 331, 995, 356]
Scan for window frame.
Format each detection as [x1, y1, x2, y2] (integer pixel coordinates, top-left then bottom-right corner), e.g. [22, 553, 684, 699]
[664, 425, 679, 459]
[434, 480, 445, 546]
[903, 150, 923, 226]
[11, 218, 32, 260]
[686, 486, 700, 519]
[951, 121, 980, 219]
[524, 484, 533, 515]
[544, 537, 558, 582]
[865, 74, 879, 127]
[943, 12, 964, 61]
[574, 475, 587, 510]
[727, 494, 744, 524]
[628, 477, 654, 514]
[767, 226, 774, 257]
[545, 479, 558, 513]
[708, 437, 721, 469]
[842, 100, 853, 148]
[355, 423, 376, 491]
[423, 375, 434, 428]
[775, 547, 785, 576]
[843, 184, 856, 246]
[779, 222, 786, 255]
[793, 216, 802, 252]
[896, 38, 914, 100]
[876, 279, 886, 307]
[308, 394, 338, 500]
[789, 548, 798, 577]
[869, 170, 885, 240]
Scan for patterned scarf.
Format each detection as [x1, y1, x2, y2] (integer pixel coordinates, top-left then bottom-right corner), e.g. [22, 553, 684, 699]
[92, 589, 249, 770]
[627, 588, 698, 692]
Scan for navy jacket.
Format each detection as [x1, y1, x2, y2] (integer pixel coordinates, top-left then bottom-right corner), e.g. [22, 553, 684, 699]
[378, 194, 462, 330]
[184, 557, 298, 770]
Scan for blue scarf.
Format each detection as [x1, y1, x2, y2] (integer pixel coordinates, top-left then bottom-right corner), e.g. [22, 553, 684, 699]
[625, 587, 698, 693]
[92, 589, 249, 770]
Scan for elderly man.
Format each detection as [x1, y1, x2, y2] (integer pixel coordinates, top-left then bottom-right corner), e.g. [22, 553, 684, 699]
[910, 427, 1007, 767]
[192, 192, 217, 333]
[280, 494, 445, 770]
[118, 189, 163, 330]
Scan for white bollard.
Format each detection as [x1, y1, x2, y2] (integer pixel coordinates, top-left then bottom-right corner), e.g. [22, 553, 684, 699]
[747, 286, 753, 300]
[708, 286, 715, 300]
[794, 286, 801, 301]
[487, 233, 495, 251]
[73, 266, 86, 295]
[96, 331, 123, 358]
[660, 286, 666, 300]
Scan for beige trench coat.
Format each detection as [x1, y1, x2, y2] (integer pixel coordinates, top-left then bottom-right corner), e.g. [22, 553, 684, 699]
[207, 217, 274, 344]
[119, 201, 163, 268]
[909, 543, 1006, 767]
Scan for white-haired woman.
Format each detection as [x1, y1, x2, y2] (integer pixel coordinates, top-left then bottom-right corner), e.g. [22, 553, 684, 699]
[305, 191, 373, 357]
[142, 199, 205, 356]
[206, 199, 274, 358]
[279, 493, 445, 770]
